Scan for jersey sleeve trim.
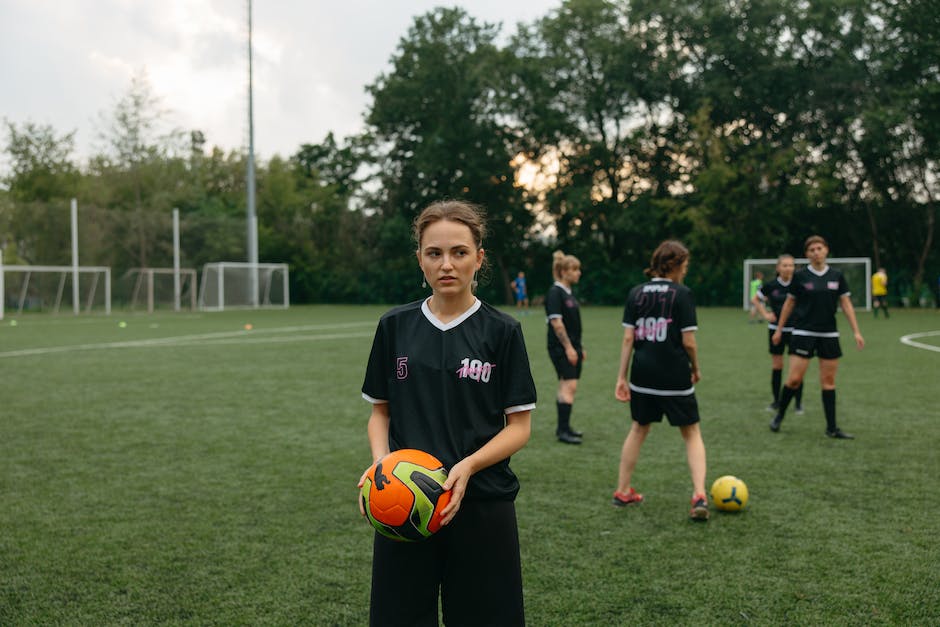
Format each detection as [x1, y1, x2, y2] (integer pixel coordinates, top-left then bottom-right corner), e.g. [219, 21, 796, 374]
[361, 393, 388, 404]
[622, 322, 635, 328]
[547, 313, 563, 320]
[505, 403, 536, 415]
[681, 325, 698, 332]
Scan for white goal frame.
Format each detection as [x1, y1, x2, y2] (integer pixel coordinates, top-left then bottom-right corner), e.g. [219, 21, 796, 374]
[1, 260, 112, 318]
[127, 267, 198, 313]
[198, 262, 289, 312]
[743, 257, 871, 311]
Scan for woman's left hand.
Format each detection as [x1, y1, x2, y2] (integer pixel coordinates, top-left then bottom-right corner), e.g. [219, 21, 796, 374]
[439, 458, 474, 526]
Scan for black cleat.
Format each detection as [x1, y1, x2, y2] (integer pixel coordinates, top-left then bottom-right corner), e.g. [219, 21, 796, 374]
[568, 427, 583, 438]
[769, 415, 783, 432]
[765, 402, 780, 413]
[556, 431, 582, 444]
[826, 428, 855, 440]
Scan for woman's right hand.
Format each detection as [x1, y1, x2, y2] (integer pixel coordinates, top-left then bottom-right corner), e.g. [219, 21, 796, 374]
[565, 345, 578, 366]
[357, 466, 373, 516]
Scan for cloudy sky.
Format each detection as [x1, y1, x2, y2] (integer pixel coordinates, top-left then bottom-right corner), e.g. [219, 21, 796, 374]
[0, 0, 560, 163]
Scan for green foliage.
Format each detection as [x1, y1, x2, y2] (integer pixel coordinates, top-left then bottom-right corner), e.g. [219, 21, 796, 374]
[1, 1, 938, 305]
[1, 306, 938, 623]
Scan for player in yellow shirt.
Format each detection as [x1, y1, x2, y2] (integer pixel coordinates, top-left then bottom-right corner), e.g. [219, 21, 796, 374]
[872, 267, 889, 319]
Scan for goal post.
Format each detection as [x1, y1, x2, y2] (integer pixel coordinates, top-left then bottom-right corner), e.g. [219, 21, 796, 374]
[743, 257, 871, 311]
[125, 267, 198, 313]
[1, 264, 112, 316]
[198, 262, 289, 311]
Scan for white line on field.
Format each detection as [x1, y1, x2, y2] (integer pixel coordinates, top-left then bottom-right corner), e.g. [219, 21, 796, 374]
[0, 322, 376, 359]
[899, 330, 940, 353]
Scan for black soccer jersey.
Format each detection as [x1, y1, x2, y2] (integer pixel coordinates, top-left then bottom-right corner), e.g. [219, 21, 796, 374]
[787, 265, 849, 336]
[622, 278, 698, 395]
[545, 282, 581, 351]
[362, 298, 537, 501]
[758, 277, 797, 331]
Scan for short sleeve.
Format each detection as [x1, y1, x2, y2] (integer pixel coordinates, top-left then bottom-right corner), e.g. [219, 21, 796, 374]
[676, 287, 697, 331]
[361, 320, 389, 403]
[499, 323, 537, 412]
[545, 287, 563, 319]
[839, 273, 850, 296]
[622, 289, 637, 328]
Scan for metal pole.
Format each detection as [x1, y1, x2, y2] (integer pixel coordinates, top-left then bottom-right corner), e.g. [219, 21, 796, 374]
[71, 198, 79, 315]
[173, 208, 181, 312]
[247, 0, 259, 308]
[0, 248, 4, 321]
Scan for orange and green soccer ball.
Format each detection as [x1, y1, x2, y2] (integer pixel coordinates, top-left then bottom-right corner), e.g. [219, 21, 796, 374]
[361, 449, 452, 542]
[710, 475, 749, 512]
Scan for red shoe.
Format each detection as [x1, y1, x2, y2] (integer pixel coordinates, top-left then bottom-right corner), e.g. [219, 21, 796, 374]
[689, 494, 710, 521]
[612, 487, 644, 507]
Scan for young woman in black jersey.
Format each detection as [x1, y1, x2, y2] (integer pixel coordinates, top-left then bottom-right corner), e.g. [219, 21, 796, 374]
[612, 240, 710, 521]
[545, 250, 586, 444]
[770, 235, 864, 439]
[359, 200, 536, 626]
[751, 254, 804, 413]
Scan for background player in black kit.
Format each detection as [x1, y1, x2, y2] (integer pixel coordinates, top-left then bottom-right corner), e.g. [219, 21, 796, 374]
[612, 240, 710, 521]
[359, 200, 536, 626]
[545, 250, 586, 444]
[751, 254, 804, 413]
[770, 235, 864, 439]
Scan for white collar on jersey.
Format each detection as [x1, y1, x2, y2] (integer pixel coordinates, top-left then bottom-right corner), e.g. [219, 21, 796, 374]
[421, 297, 482, 331]
[553, 281, 572, 294]
[808, 265, 830, 277]
[777, 277, 792, 287]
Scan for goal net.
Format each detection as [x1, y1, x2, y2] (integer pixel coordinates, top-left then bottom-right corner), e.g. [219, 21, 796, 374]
[743, 257, 871, 311]
[198, 262, 289, 311]
[1, 263, 112, 319]
[121, 267, 198, 313]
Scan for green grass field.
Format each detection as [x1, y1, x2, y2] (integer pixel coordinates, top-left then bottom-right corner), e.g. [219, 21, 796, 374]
[2, 305, 938, 625]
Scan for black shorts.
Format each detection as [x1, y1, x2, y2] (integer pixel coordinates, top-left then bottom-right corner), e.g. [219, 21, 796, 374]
[768, 329, 792, 356]
[789, 334, 842, 359]
[370, 500, 524, 627]
[874, 295, 888, 307]
[630, 389, 700, 427]
[549, 347, 582, 380]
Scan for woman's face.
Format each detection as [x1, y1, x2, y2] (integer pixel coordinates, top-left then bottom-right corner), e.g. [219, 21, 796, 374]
[562, 263, 581, 285]
[805, 242, 829, 266]
[777, 257, 795, 281]
[417, 219, 483, 297]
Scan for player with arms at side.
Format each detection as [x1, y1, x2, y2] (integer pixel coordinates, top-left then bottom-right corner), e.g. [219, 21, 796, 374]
[511, 271, 529, 314]
[770, 235, 864, 439]
[359, 200, 536, 626]
[612, 240, 710, 521]
[545, 251, 586, 444]
[751, 254, 804, 414]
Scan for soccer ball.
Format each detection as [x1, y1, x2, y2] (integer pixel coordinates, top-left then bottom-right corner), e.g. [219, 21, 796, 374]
[360, 449, 452, 542]
[710, 475, 749, 512]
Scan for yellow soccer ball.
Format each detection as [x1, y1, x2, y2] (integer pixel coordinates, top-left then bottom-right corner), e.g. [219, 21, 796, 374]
[710, 475, 749, 512]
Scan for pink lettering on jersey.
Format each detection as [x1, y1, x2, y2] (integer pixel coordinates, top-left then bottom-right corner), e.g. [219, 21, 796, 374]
[827, 281, 839, 290]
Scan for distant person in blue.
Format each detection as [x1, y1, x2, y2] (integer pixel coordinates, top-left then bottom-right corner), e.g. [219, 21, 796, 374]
[512, 271, 529, 314]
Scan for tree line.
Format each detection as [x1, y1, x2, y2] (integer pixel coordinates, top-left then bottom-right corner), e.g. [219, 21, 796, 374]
[1, 0, 937, 307]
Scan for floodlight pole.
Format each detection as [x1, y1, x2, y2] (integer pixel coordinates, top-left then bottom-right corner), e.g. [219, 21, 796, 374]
[71, 198, 79, 315]
[0, 247, 5, 321]
[173, 208, 181, 312]
[246, 0, 259, 308]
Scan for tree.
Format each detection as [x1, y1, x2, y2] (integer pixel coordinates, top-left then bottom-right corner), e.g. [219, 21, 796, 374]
[364, 7, 533, 304]
[1, 121, 80, 264]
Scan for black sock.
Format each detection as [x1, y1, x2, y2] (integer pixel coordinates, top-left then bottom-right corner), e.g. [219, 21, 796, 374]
[556, 401, 572, 435]
[777, 385, 797, 419]
[771, 369, 782, 404]
[822, 389, 837, 432]
[795, 383, 804, 408]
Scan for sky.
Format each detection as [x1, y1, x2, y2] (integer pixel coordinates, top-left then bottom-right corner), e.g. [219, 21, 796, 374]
[0, 0, 560, 164]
